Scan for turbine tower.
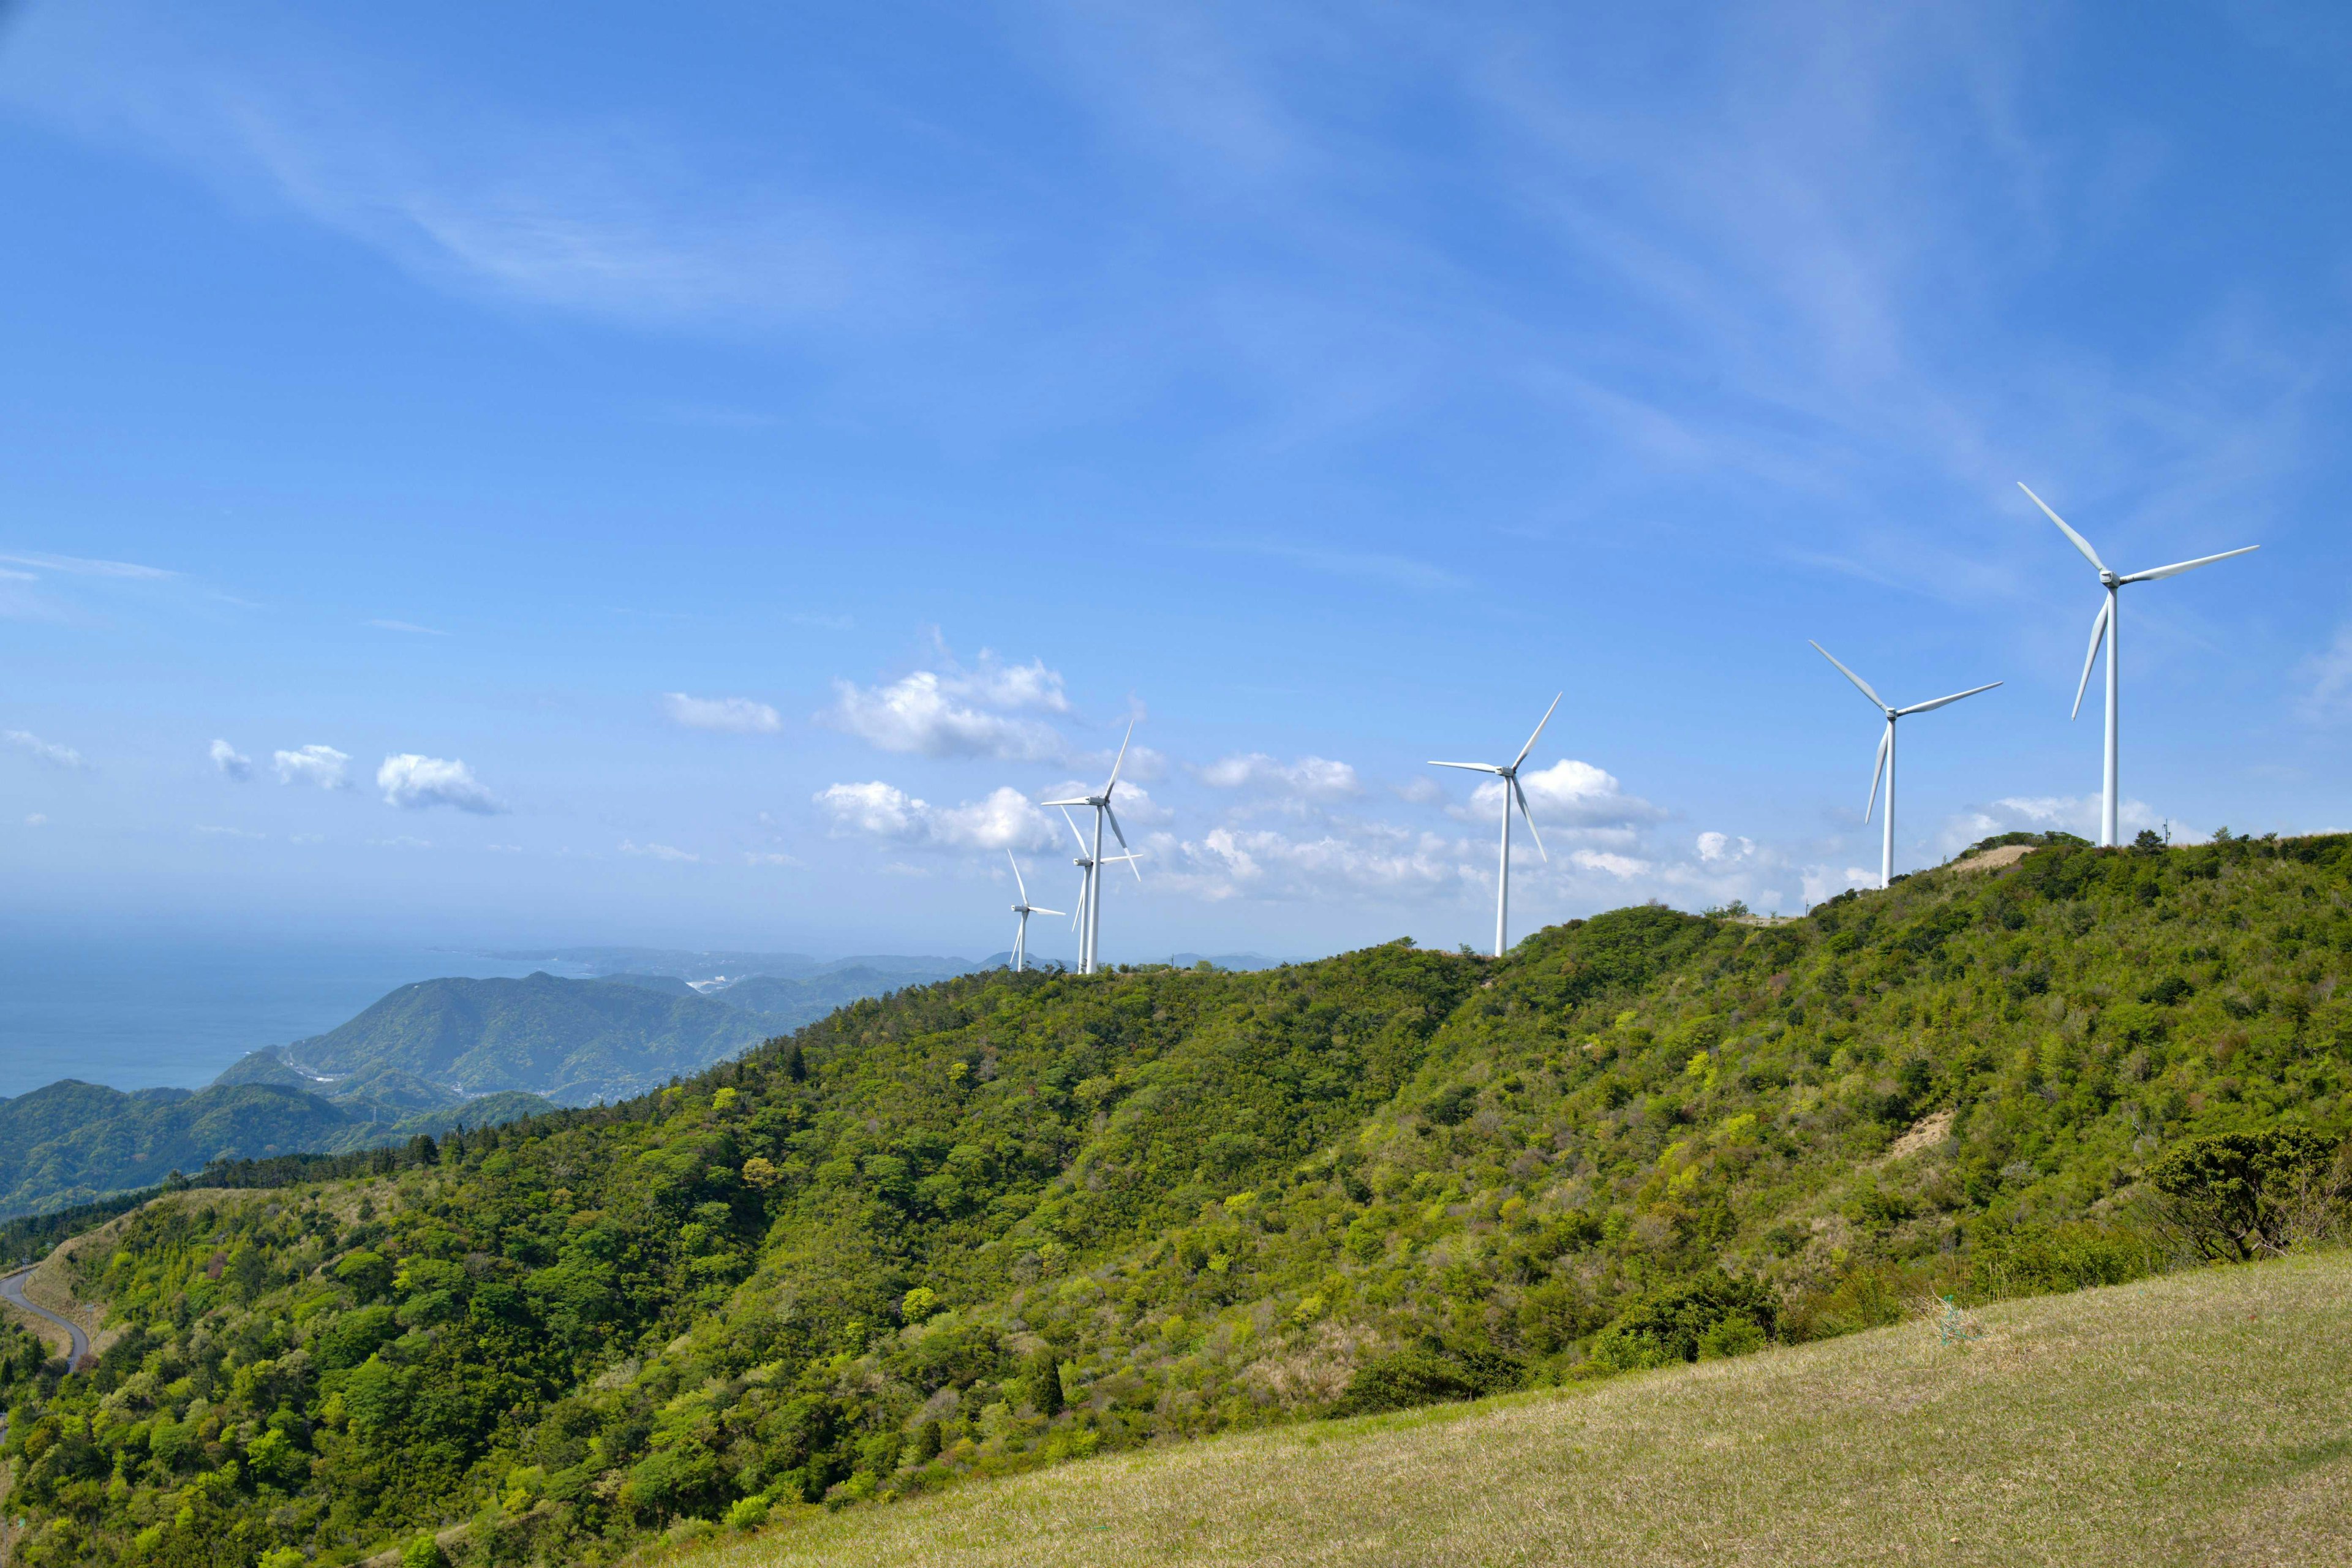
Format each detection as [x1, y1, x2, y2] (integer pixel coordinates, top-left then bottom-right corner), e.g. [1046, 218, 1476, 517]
[1430, 694, 1559, 958]
[1062, 818, 1139, 974]
[1045, 718, 1143, 975]
[2019, 483, 2258, 847]
[1005, 850, 1061, 974]
[1809, 643, 2000, 889]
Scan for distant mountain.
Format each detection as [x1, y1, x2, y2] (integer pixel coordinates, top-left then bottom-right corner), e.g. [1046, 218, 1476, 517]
[0, 1079, 552, 1219]
[703, 966, 946, 1030]
[484, 947, 979, 983]
[273, 971, 785, 1104]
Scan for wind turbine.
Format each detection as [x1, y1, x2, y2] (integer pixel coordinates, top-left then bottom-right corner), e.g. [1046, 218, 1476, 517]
[1063, 829, 1139, 974]
[1430, 695, 1559, 958]
[1046, 738, 1142, 973]
[2019, 483, 2258, 848]
[1005, 850, 1062, 974]
[1809, 643, 2000, 889]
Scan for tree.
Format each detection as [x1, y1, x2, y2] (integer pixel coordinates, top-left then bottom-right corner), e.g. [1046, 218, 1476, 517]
[2148, 1129, 2346, 1261]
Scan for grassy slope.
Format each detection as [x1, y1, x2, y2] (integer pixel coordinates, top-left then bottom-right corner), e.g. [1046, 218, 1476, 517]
[703, 1251, 2352, 1568]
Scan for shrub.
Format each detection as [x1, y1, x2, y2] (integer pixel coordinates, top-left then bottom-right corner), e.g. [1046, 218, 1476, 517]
[2149, 1128, 2348, 1261]
[401, 1536, 449, 1568]
[1970, 1223, 2162, 1299]
[1335, 1341, 1524, 1415]
[1590, 1273, 1779, 1370]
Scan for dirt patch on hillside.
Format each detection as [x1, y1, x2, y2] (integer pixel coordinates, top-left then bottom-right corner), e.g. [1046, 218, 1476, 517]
[1875, 1109, 1955, 1166]
[1951, 845, 2032, 874]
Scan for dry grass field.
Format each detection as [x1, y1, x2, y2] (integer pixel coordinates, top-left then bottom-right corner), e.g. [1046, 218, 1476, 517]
[682, 1252, 2352, 1568]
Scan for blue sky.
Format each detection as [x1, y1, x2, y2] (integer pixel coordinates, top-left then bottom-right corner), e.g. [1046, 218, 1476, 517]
[2, 0, 2347, 963]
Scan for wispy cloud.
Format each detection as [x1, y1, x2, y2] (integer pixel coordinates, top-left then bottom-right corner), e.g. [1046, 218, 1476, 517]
[368, 619, 450, 636]
[1194, 752, 1362, 799]
[195, 823, 266, 840]
[663, 693, 783, 734]
[620, 840, 700, 863]
[0, 9, 943, 335]
[377, 753, 505, 814]
[2294, 623, 2352, 726]
[209, 739, 252, 781]
[1219, 540, 1466, 593]
[6, 730, 89, 771]
[0, 551, 173, 579]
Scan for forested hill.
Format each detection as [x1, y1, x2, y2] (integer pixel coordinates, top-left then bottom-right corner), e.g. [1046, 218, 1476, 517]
[270, 971, 782, 1104]
[0, 1080, 555, 1221]
[9, 832, 2350, 1567]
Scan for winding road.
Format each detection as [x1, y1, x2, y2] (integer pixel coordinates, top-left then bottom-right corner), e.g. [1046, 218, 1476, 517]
[0, 1267, 88, 1371]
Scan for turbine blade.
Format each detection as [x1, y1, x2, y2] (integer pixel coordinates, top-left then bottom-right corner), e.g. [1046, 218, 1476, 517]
[2019, 483, 2109, 575]
[1058, 806, 1089, 854]
[1105, 718, 1135, 793]
[1008, 848, 1028, 905]
[1033, 907, 1064, 917]
[1104, 804, 1129, 849]
[1512, 777, 1548, 862]
[1896, 680, 2003, 717]
[1040, 797, 1088, 807]
[1865, 725, 1890, 823]
[2118, 545, 2259, 584]
[2071, 597, 2111, 720]
[1809, 640, 1887, 711]
[1512, 692, 1563, 771]
[1427, 761, 1502, 773]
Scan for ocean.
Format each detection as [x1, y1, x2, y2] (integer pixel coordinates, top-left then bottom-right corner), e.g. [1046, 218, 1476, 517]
[0, 935, 569, 1100]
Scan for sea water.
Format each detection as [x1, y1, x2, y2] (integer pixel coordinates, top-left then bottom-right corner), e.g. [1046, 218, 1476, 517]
[0, 933, 570, 1099]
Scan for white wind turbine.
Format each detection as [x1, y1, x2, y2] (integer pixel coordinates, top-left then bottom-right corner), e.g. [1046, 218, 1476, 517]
[1810, 643, 2000, 890]
[2019, 483, 2258, 848]
[1055, 805, 1139, 975]
[1005, 850, 1062, 974]
[1044, 720, 1143, 976]
[1430, 694, 1560, 959]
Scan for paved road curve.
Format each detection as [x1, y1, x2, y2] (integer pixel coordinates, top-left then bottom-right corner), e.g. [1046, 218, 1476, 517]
[0, 1267, 88, 1370]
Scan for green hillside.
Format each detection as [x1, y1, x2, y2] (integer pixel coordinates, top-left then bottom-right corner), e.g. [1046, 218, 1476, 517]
[690, 1250, 2352, 1568]
[3, 832, 2348, 1567]
[276, 971, 782, 1104]
[0, 1080, 557, 1220]
[709, 967, 937, 1032]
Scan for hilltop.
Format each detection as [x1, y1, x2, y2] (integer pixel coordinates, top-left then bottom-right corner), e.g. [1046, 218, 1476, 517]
[2, 831, 2345, 1566]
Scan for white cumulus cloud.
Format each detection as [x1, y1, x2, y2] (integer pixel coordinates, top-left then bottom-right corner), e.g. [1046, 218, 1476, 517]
[816, 781, 1058, 851]
[378, 753, 505, 814]
[274, 744, 350, 790]
[209, 739, 252, 781]
[823, 652, 1071, 761]
[6, 730, 87, 770]
[663, 692, 783, 734]
[1457, 758, 1664, 831]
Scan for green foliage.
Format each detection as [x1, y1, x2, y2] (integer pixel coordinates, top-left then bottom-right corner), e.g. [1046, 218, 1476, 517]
[1337, 1341, 1525, 1414]
[1589, 1273, 1780, 1370]
[2148, 1128, 2346, 1261]
[9, 834, 2352, 1563]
